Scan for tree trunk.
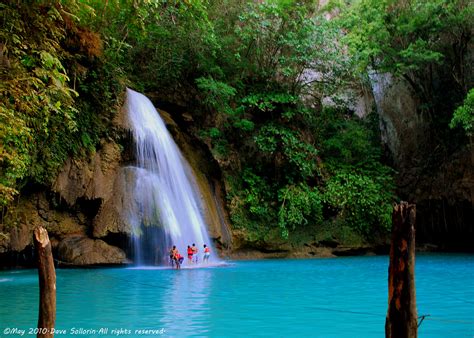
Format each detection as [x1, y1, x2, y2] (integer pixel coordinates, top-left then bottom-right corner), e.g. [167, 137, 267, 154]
[470, 136, 474, 209]
[385, 202, 417, 338]
[34, 226, 56, 338]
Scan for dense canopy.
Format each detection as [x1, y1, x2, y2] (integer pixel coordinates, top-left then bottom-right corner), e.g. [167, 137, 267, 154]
[1, 0, 472, 245]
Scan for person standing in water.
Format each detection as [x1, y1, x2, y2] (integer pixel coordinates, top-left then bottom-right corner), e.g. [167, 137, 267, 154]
[169, 246, 177, 268]
[174, 249, 183, 269]
[203, 244, 210, 263]
[191, 243, 199, 263]
[187, 245, 193, 264]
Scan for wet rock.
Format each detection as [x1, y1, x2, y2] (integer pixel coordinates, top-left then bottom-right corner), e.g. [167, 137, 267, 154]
[332, 246, 372, 256]
[53, 141, 121, 206]
[317, 239, 340, 248]
[9, 223, 33, 252]
[52, 139, 134, 240]
[92, 167, 136, 237]
[57, 236, 127, 266]
[231, 228, 292, 253]
[160, 108, 234, 250]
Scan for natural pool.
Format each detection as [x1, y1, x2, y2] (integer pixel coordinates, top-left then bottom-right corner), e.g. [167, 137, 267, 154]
[1, 254, 473, 337]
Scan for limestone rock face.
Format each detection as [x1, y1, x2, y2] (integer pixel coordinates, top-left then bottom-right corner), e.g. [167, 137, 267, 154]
[1, 96, 234, 267]
[52, 139, 131, 239]
[2, 193, 87, 254]
[51, 105, 233, 250]
[370, 73, 427, 167]
[53, 141, 122, 206]
[369, 73, 474, 248]
[92, 167, 136, 237]
[57, 236, 127, 265]
[9, 222, 33, 252]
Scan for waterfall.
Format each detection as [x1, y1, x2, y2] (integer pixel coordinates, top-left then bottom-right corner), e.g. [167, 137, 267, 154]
[124, 88, 214, 266]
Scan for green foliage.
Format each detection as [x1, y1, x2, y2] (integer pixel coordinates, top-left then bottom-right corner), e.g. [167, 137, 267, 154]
[241, 169, 275, 218]
[80, 0, 218, 92]
[0, 1, 123, 206]
[230, 1, 349, 95]
[450, 88, 474, 137]
[0, 2, 77, 204]
[324, 170, 393, 235]
[226, 169, 276, 235]
[198, 127, 229, 159]
[240, 92, 298, 119]
[255, 124, 318, 179]
[320, 108, 381, 167]
[196, 77, 236, 113]
[341, 0, 472, 76]
[208, 127, 222, 139]
[340, 0, 473, 121]
[278, 184, 323, 238]
[317, 107, 395, 235]
[233, 119, 255, 132]
[192, 4, 344, 243]
[192, 0, 390, 241]
[1, 0, 399, 246]
[0, 106, 30, 204]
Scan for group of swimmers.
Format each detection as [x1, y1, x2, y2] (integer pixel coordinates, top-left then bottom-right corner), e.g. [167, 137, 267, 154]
[169, 243, 211, 269]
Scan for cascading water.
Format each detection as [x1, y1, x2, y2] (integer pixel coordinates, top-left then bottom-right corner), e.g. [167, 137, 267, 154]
[124, 88, 215, 266]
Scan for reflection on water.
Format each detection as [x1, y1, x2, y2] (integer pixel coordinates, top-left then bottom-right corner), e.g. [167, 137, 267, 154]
[161, 269, 212, 334]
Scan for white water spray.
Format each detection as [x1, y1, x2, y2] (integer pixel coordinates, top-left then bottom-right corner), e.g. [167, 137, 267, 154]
[125, 88, 215, 266]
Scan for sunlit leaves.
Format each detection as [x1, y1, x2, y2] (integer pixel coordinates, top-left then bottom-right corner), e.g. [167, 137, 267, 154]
[324, 171, 393, 234]
[196, 77, 236, 112]
[341, 0, 472, 77]
[278, 183, 323, 238]
[450, 88, 474, 137]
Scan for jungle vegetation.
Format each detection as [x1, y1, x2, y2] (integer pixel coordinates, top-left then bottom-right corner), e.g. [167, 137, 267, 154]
[1, 0, 472, 244]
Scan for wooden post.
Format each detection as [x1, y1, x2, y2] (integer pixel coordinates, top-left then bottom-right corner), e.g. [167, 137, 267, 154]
[385, 202, 417, 338]
[34, 226, 56, 338]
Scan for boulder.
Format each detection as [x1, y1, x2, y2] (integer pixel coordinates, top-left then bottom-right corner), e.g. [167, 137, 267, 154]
[57, 236, 127, 266]
[3, 193, 87, 254]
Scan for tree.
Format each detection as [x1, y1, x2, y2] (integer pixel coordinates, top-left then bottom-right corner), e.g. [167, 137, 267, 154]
[450, 88, 474, 137]
[341, 0, 473, 114]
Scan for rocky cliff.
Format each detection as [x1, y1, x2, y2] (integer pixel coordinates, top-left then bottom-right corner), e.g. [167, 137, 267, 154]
[0, 97, 233, 267]
[370, 74, 473, 250]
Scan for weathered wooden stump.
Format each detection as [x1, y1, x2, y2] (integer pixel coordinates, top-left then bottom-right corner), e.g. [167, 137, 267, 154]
[34, 226, 56, 338]
[385, 202, 417, 338]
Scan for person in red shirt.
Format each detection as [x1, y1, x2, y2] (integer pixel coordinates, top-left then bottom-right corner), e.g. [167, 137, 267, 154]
[174, 249, 183, 269]
[187, 245, 193, 264]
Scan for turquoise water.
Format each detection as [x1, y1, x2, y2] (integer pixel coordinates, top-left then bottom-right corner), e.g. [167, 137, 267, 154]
[1, 254, 473, 337]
